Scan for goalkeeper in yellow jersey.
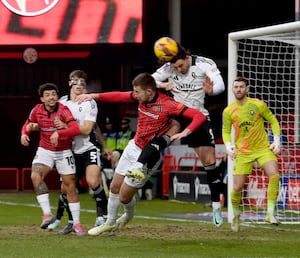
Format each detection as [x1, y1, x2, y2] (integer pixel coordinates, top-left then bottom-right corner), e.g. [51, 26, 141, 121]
[222, 77, 281, 232]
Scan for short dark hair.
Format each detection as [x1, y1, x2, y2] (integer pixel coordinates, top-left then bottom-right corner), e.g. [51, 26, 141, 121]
[234, 76, 248, 86]
[132, 73, 156, 91]
[69, 70, 87, 80]
[167, 41, 192, 63]
[38, 83, 59, 97]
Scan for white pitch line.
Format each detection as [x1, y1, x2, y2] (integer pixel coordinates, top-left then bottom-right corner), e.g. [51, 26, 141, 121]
[1, 200, 300, 232]
[0, 200, 204, 223]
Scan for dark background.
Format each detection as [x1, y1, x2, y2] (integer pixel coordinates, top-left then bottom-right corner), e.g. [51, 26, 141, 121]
[0, 0, 295, 168]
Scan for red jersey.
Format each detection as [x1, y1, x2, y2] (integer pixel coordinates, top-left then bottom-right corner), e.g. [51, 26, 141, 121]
[22, 102, 79, 151]
[98, 91, 206, 149]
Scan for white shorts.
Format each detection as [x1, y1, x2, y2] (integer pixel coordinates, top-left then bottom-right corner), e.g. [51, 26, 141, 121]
[116, 139, 149, 188]
[32, 147, 76, 175]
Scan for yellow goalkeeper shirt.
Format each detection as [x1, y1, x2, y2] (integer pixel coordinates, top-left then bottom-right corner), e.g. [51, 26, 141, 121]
[222, 97, 280, 155]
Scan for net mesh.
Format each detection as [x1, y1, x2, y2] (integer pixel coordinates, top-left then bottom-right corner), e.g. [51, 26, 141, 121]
[235, 32, 300, 224]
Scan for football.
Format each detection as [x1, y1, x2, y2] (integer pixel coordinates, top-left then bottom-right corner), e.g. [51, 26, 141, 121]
[153, 36, 179, 62]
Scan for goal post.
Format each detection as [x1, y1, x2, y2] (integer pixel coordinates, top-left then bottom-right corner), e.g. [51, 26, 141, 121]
[227, 21, 300, 224]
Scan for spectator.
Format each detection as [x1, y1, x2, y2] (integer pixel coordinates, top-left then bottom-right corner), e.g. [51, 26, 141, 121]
[102, 117, 118, 152]
[116, 118, 135, 154]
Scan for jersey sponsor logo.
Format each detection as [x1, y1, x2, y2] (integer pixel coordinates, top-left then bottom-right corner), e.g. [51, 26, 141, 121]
[239, 121, 254, 128]
[1, 0, 59, 16]
[138, 107, 159, 119]
[176, 83, 201, 90]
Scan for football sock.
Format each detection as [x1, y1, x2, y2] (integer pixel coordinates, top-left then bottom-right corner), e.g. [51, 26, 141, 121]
[123, 197, 136, 221]
[68, 202, 81, 225]
[62, 193, 73, 221]
[54, 193, 65, 220]
[230, 189, 242, 213]
[205, 164, 222, 202]
[36, 193, 51, 214]
[93, 184, 108, 217]
[106, 191, 121, 225]
[267, 173, 280, 213]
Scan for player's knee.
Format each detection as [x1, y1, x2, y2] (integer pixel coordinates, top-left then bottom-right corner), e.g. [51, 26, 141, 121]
[30, 171, 42, 184]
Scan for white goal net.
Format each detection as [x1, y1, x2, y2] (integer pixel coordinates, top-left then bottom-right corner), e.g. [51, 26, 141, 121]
[228, 21, 300, 224]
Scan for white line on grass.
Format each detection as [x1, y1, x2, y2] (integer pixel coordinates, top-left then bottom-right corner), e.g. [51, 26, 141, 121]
[1, 200, 300, 232]
[0, 200, 201, 223]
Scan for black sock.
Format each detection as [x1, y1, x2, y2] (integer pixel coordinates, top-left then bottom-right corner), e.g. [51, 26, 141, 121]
[205, 165, 222, 203]
[62, 193, 73, 221]
[138, 135, 170, 168]
[55, 193, 65, 220]
[93, 185, 108, 217]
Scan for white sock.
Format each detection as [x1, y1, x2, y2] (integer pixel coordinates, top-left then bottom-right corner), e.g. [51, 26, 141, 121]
[68, 202, 80, 225]
[106, 191, 121, 225]
[212, 201, 221, 210]
[123, 197, 136, 221]
[36, 193, 51, 214]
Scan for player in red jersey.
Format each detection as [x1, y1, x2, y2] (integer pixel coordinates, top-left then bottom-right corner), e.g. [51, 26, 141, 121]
[75, 72, 207, 236]
[20, 83, 85, 236]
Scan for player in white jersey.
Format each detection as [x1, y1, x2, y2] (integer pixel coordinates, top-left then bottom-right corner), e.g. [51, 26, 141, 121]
[151, 40, 226, 227]
[152, 47, 224, 115]
[47, 70, 108, 234]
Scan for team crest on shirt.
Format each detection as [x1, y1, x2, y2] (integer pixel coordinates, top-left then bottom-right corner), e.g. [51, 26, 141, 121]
[191, 72, 202, 79]
[150, 105, 161, 112]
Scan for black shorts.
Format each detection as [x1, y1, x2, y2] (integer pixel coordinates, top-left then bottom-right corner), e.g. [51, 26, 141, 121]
[176, 117, 215, 148]
[73, 148, 100, 180]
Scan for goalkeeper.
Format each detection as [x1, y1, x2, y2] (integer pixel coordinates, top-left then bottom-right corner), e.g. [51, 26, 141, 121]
[222, 76, 281, 232]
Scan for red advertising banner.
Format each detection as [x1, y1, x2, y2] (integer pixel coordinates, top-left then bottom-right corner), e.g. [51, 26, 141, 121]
[0, 0, 142, 44]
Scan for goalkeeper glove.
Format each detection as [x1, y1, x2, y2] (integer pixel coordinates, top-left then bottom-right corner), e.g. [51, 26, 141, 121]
[225, 142, 236, 159]
[270, 135, 281, 154]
